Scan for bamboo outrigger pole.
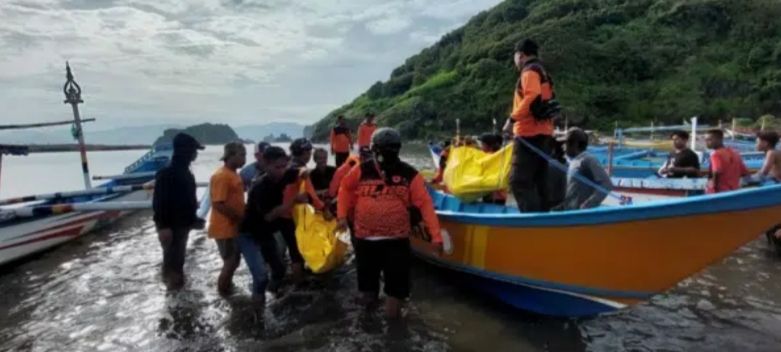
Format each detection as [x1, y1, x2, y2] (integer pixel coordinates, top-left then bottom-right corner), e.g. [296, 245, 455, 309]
[0, 118, 95, 130]
[63, 62, 92, 189]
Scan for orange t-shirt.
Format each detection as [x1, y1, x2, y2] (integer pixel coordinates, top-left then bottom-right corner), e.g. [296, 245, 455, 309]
[207, 166, 245, 239]
[357, 122, 377, 148]
[707, 147, 748, 194]
[510, 69, 554, 137]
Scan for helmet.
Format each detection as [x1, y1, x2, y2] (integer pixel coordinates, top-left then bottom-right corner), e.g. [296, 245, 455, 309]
[289, 138, 313, 156]
[370, 127, 401, 152]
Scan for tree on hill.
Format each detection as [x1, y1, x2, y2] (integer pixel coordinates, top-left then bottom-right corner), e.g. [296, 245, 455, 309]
[310, 0, 781, 141]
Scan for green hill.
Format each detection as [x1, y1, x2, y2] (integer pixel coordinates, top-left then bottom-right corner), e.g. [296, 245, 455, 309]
[310, 0, 781, 141]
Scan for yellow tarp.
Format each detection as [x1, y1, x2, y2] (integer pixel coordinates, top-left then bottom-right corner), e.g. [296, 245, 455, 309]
[442, 144, 514, 202]
[292, 185, 349, 274]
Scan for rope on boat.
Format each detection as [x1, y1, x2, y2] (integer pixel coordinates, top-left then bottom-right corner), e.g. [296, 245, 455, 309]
[515, 137, 633, 205]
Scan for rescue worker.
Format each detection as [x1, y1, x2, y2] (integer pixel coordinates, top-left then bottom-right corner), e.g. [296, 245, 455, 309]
[502, 38, 558, 212]
[336, 128, 443, 319]
[152, 133, 204, 290]
[357, 113, 377, 156]
[330, 115, 353, 167]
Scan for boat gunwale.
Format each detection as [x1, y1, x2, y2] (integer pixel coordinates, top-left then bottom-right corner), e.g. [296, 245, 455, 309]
[432, 184, 781, 227]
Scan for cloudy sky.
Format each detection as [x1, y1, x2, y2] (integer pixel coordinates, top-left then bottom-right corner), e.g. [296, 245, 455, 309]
[0, 0, 502, 129]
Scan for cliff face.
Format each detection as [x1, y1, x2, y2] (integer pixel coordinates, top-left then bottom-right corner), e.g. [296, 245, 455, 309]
[310, 0, 781, 141]
[154, 123, 240, 145]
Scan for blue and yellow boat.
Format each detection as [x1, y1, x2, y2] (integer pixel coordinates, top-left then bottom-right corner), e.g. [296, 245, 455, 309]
[411, 185, 781, 317]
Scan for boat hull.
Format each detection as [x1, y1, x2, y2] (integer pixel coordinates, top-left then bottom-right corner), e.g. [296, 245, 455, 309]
[412, 186, 781, 317]
[0, 189, 151, 266]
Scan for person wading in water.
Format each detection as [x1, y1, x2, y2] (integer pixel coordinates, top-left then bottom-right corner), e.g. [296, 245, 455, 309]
[337, 128, 443, 318]
[153, 133, 204, 290]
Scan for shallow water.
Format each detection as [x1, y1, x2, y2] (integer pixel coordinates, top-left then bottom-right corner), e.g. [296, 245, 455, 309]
[1, 145, 781, 351]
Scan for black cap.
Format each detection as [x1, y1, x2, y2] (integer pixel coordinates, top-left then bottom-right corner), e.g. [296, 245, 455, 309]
[289, 138, 313, 156]
[173, 133, 204, 152]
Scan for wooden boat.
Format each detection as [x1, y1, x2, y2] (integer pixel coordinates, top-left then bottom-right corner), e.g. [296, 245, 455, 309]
[0, 64, 175, 266]
[0, 144, 172, 266]
[411, 185, 781, 317]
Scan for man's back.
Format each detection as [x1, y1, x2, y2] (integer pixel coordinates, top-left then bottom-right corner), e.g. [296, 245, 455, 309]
[708, 147, 748, 193]
[153, 163, 197, 229]
[560, 152, 612, 210]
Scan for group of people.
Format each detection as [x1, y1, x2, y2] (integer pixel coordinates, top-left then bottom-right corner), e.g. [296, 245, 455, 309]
[150, 36, 780, 322]
[152, 122, 442, 319]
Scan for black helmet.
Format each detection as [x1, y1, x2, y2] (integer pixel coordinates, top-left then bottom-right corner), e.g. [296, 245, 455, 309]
[371, 127, 402, 152]
[289, 138, 313, 156]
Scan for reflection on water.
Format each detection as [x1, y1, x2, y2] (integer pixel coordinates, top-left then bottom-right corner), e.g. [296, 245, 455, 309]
[1, 144, 781, 351]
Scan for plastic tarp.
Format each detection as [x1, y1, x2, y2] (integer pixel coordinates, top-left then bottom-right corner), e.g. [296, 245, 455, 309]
[292, 184, 349, 274]
[442, 144, 514, 202]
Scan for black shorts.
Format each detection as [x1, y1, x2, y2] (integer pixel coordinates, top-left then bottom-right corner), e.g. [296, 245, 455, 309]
[353, 238, 411, 299]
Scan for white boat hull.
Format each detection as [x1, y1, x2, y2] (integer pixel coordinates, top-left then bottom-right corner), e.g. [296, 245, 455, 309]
[0, 189, 152, 266]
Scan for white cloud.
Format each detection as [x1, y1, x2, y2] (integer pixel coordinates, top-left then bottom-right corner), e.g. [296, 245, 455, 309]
[0, 0, 503, 129]
[366, 16, 412, 35]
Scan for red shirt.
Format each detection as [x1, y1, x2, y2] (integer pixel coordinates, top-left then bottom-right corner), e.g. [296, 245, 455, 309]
[707, 147, 748, 194]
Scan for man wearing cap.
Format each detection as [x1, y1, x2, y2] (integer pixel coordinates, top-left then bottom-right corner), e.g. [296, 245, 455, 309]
[240, 141, 270, 190]
[208, 142, 247, 295]
[153, 133, 205, 290]
[553, 128, 612, 210]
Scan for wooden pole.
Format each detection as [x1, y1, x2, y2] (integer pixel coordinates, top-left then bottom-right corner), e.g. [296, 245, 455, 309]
[0, 118, 95, 130]
[63, 62, 92, 189]
[607, 141, 614, 176]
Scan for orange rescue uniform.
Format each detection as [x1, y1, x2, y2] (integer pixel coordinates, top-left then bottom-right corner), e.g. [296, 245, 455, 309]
[357, 122, 377, 148]
[329, 155, 361, 198]
[207, 166, 245, 239]
[337, 161, 442, 243]
[510, 65, 554, 137]
[330, 126, 353, 153]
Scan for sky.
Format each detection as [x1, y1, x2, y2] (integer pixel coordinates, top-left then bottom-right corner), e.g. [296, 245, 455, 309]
[0, 0, 503, 129]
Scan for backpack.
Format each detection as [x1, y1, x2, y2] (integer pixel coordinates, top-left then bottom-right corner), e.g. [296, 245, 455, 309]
[518, 59, 562, 122]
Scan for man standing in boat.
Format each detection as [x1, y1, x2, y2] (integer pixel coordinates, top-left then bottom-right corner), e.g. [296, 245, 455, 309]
[357, 113, 377, 159]
[553, 128, 612, 210]
[705, 129, 749, 194]
[336, 128, 443, 318]
[153, 133, 204, 290]
[330, 115, 353, 167]
[208, 142, 247, 295]
[502, 38, 559, 212]
[659, 130, 700, 178]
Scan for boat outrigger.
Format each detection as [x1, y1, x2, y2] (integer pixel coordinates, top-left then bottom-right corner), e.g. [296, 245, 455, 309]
[0, 64, 172, 266]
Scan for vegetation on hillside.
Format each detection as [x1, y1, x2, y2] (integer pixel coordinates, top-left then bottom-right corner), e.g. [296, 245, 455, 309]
[310, 0, 781, 141]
